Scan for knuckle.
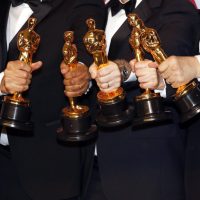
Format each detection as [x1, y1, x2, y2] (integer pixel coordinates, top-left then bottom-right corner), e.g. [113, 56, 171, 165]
[139, 83, 144, 89]
[22, 72, 28, 79]
[170, 56, 177, 63]
[138, 77, 143, 83]
[22, 79, 27, 85]
[172, 84, 177, 88]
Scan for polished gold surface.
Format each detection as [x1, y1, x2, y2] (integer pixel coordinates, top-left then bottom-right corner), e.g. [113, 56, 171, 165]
[10, 18, 40, 103]
[128, 14, 159, 100]
[4, 95, 30, 106]
[83, 18, 108, 67]
[135, 92, 160, 101]
[17, 18, 40, 65]
[63, 31, 78, 65]
[62, 105, 89, 118]
[62, 31, 88, 118]
[128, 13, 193, 98]
[83, 18, 124, 101]
[175, 81, 197, 100]
[97, 87, 124, 102]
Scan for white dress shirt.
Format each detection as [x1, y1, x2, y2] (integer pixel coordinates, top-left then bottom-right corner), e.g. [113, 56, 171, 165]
[0, 3, 33, 146]
[195, 0, 200, 9]
[105, 0, 142, 83]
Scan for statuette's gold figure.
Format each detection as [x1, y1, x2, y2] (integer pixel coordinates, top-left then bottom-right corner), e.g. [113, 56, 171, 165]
[140, 27, 167, 67]
[128, 14, 159, 100]
[62, 31, 88, 117]
[11, 17, 40, 103]
[63, 31, 78, 65]
[129, 26, 145, 62]
[18, 17, 40, 65]
[83, 18, 123, 101]
[83, 18, 108, 68]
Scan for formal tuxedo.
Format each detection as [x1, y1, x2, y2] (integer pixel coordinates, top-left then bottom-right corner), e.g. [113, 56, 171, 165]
[182, 8, 200, 200]
[185, 116, 200, 200]
[0, 0, 105, 199]
[86, 0, 200, 200]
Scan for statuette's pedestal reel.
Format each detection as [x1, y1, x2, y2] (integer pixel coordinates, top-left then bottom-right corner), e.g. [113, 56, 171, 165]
[133, 90, 172, 126]
[58, 104, 97, 142]
[174, 81, 200, 122]
[1, 94, 32, 131]
[96, 87, 134, 127]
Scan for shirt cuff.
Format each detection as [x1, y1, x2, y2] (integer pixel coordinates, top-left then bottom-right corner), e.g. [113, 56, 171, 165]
[0, 72, 6, 96]
[85, 81, 92, 94]
[154, 80, 167, 98]
[77, 62, 92, 94]
[195, 55, 200, 81]
[195, 55, 200, 64]
[0, 127, 9, 146]
[124, 72, 137, 82]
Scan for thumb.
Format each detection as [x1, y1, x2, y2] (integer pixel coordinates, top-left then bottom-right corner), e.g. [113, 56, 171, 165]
[129, 59, 137, 72]
[31, 61, 43, 72]
[89, 63, 98, 79]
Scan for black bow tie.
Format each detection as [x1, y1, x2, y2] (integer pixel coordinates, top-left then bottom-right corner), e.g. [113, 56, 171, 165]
[107, 0, 136, 16]
[11, 0, 42, 12]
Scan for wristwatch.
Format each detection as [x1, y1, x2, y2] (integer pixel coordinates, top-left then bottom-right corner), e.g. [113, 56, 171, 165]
[114, 59, 131, 82]
[120, 65, 131, 82]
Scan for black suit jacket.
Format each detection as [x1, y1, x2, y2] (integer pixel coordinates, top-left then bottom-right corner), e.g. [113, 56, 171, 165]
[95, 0, 200, 200]
[0, 0, 105, 199]
[185, 115, 200, 200]
[185, 10, 200, 198]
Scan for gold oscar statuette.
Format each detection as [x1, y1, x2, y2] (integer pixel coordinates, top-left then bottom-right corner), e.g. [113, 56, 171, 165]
[128, 14, 159, 101]
[57, 31, 97, 143]
[83, 18, 134, 127]
[62, 31, 88, 118]
[0, 18, 40, 131]
[83, 18, 123, 101]
[128, 13, 172, 126]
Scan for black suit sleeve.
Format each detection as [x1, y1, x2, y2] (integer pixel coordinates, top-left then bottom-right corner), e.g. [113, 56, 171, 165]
[70, 0, 106, 66]
[154, 1, 200, 97]
[158, 1, 199, 57]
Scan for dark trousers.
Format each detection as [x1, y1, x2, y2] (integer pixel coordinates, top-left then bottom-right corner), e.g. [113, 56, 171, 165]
[185, 118, 200, 200]
[0, 145, 79, 200]
[0, 145, 32, 200]
[85, 157, 107, 200]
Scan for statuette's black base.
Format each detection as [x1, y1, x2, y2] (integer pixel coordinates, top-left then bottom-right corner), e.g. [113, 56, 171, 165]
[97, 96, 134, 128]
[57, 112, 98, 143]
[97, 105, 134, 127]
[0, 98, 32, 131]
[57, 125, 97, 143]
[132, 96, 172, 127]
[175, 84, 200, 122]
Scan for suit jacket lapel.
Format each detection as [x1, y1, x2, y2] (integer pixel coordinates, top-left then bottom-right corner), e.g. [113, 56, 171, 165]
[108, 0, 162, 59]
[0, 0, 10, 71]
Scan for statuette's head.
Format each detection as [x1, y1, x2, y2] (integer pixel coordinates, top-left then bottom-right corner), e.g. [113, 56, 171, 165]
[17, 17, 40, 53]
[128, 13, 144, 30]
[64, 31, 74, 44]
[141, 29, 160, 52]
[83, 18, 106, 54]
[63, 31, 77, 64]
